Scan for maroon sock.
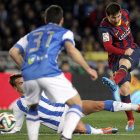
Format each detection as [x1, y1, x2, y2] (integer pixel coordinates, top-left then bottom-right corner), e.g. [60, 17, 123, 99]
[120, 94, 134, 121]
[113, 66, 128, 85]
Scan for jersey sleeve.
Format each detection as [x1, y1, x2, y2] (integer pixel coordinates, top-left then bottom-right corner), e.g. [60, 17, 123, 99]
[100, 27, 125, 55]
[62, 30, 75, 47]
[14, 34, 28, 54]
[122, 9, 130, 22]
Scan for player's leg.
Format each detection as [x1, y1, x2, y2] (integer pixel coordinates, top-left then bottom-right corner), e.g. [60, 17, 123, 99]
[82, 100, 140, 115]
[82, 100, 104, 115]
[74, 120, 118, 134]
[103, 49, 140, 92]
[61, 94, 82, 140]
[39, 74, 83, 140]
[119, 81, 134, 131]
[112, 58, 131, 85]
[102, 58, 131, 92]
[23, 80, 42, 140]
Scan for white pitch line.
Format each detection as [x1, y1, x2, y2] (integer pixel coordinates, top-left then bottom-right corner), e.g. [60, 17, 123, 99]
[3, 133, 140, 136]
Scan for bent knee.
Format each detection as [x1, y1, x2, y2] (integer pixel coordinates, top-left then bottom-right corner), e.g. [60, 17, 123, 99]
[119, 59, 131, 69]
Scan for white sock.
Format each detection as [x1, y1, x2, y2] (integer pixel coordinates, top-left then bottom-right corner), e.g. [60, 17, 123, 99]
[91, 127, 103, 134]
[62, 105, 82, 139]
[85, 124, 103, 134]
[26, 109, 40, 140]
[113, 101, 138, 112]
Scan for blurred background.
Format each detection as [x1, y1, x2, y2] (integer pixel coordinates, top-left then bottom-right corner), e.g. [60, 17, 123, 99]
[0, 0, 140, 109]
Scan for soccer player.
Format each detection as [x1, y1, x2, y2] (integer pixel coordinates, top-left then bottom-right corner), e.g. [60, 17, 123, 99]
[2, 73, 140, 135]
[99, 2, 140, 131]
[9, 5, 98, 140]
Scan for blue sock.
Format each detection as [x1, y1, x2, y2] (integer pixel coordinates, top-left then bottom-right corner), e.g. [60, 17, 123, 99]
[85, 124, 91, 134]
[104, 100, 114, 112]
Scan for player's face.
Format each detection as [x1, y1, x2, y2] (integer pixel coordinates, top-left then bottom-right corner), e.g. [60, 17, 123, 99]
[107, 11, 122, 26]
[14, 77, 24, 95]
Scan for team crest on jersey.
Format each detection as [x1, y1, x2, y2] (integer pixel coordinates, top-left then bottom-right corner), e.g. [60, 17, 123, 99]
[125, 21, 129, 26]
[103, 32, 109, 42]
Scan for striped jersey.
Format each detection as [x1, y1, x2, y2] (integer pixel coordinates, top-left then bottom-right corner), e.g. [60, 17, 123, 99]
[14, 23, 75, 81]
[11, 92, 68, 133]
[99, 9, 138, 69]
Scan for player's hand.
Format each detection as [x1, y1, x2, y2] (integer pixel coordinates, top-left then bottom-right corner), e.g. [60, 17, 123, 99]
[87, 68, 98, 81]
[124, 48, 134, 56]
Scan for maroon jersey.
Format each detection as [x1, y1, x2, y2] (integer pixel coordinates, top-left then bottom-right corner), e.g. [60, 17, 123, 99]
[99, 9, 138, 69]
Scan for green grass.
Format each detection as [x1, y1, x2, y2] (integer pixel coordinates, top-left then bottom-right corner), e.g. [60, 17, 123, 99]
[0, 110, 140, 140]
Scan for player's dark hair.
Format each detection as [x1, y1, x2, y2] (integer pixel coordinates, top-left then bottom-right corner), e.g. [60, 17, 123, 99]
[9, 73, 22, 87]
[44, 5, 63, 24]
[106, 2, 121, 16]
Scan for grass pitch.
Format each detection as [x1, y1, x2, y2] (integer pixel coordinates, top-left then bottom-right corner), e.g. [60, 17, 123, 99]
[0, 110, 140, 140]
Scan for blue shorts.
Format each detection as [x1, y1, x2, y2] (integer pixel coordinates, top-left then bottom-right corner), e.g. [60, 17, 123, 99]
[113, 48, 140, 86]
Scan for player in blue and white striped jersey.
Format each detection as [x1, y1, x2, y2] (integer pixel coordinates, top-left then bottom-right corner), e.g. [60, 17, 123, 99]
[1, 73, 140, 135]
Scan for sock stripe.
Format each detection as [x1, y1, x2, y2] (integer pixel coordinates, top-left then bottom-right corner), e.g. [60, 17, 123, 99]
[69, 104, 82, 112]
[120, 94, 131, 101]
[67, 111, 82, 118]
[119, 65, 128, 73]
[104, 100, 114, 112]
[26, 118, 40, 122]
[85, 124, 91, 134]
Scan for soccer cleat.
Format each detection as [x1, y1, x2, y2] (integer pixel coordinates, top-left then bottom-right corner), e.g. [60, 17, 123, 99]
[60, 135, 72, 140]
[137, 104, 140, 112]
[125, 120, 134, 131]
[101, 127, 118, 134]
[102, 77, 117, 92]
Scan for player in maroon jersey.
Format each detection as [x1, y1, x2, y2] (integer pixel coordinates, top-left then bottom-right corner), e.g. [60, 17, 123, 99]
[99, 2, 140, 131]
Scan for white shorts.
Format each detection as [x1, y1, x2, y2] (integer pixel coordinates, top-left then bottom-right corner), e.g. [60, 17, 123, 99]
[23, 73, 78, 105]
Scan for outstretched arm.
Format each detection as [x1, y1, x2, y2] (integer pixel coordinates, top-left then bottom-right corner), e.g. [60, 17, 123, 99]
[65, 41, 98, 80]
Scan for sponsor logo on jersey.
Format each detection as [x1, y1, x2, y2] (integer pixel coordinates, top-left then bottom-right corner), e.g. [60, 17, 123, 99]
[28, 55, 36, 65]
[119, 26, 130, 40]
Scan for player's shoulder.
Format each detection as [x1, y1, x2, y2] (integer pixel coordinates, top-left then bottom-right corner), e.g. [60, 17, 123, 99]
[58, 25, 72, 35]
[122, 9, 129, 16]
[100, 17, 110, 28]
[100, 17, 112, 33]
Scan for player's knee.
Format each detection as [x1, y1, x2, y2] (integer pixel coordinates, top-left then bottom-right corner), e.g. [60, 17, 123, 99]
[66, 94, 82, 107]
[119, 59, 131, 69]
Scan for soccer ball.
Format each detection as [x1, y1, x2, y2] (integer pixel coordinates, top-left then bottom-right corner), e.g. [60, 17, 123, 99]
[0, 112, 16, 132]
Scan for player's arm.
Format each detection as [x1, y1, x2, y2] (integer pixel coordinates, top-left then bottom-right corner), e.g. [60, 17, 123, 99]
[65, 41, 98, 80]
[100, 28, 134, 56]
[9, 34, 28, 69]
[100, 29, 125, 55]
[9, 47, 23, 69]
